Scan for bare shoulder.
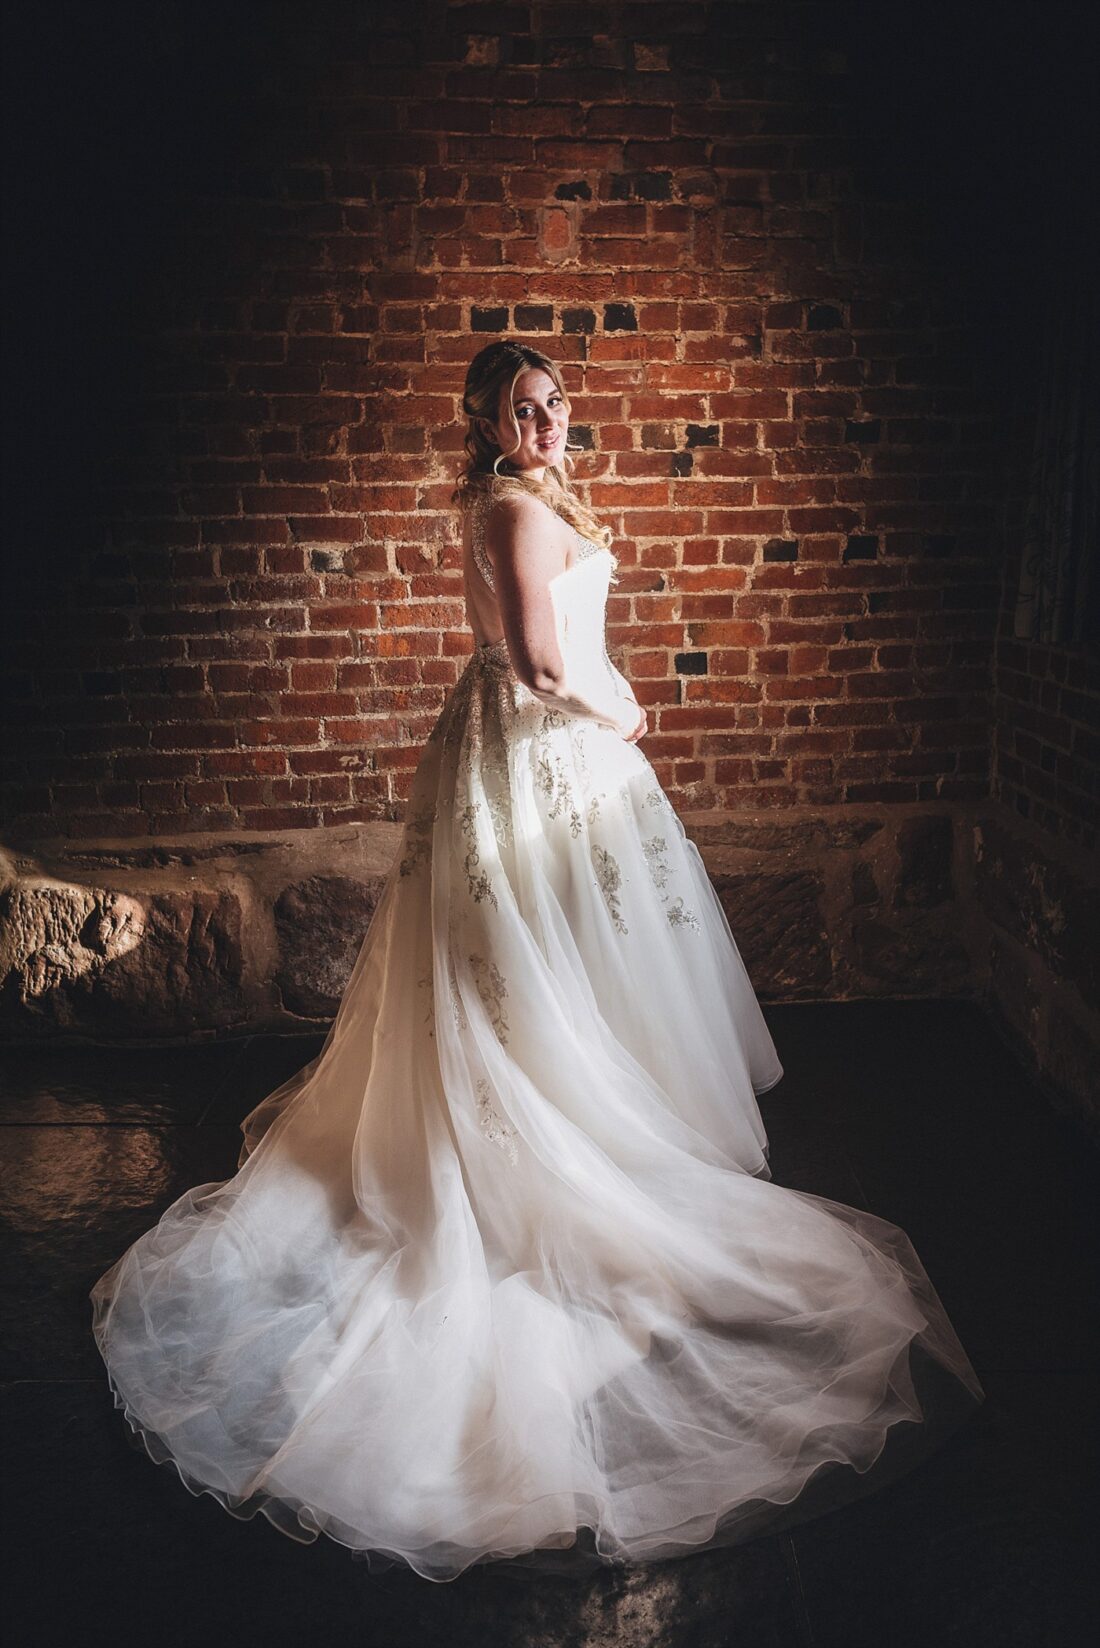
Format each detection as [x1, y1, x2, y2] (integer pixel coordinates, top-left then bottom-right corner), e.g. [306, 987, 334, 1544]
[484, 490, 564, 545]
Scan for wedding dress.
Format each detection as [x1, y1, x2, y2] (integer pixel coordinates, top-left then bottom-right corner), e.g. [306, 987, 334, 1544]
[90, 491, 983, 1581]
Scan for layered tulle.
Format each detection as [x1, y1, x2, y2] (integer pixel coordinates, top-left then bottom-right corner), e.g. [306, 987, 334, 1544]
[90, 613, 983, 1582]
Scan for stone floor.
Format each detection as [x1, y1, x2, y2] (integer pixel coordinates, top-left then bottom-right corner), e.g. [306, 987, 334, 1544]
[3, 1001, 1096, 1647]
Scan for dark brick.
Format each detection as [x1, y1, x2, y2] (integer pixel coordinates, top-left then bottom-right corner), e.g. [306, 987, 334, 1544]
[643, 423, 678, 449]
[845, 418, 881, 443]
[561, 307, 597, 334]
[604, 302, 638, 332]
[471, 306, 509, 332]
[514, 304, 554, 331]
[609, 172, 672, 200]
[554, 179, 592, 200]
[923, 534, 956, 557]
[844, 535, 879, 561]
[685, 424, 719, 447]
[504, 34, 538, 63]
[808, 303, 844, 330]
[671, 451, 694, 476]
[82, 673, 122, 696]
[675, 651, 708, 675]
[633, 171, 672, 200]
[763, 539, 799, 562]
[310, 548, 346, 572]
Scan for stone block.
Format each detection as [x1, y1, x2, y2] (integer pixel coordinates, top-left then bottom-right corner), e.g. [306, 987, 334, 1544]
[974, 817, 1100, 1011]
[853, 916, 970, 992]
[274, 874, 385, 1018]
[713, 871, 831, 996]
[894, 814, 953, 908]
[688, 816, 883, 853]
[0, 879, 245, 1037]
[851, 861, 879, 907]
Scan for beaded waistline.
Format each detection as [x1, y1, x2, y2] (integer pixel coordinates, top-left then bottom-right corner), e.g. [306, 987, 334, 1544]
[473, 636, 514, 675]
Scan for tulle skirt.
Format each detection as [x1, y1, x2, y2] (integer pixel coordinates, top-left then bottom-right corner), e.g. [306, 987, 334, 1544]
[90, 638, 983, 1581]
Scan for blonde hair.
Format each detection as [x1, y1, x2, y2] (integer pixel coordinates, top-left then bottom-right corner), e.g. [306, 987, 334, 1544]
[451, 339, 614, 551]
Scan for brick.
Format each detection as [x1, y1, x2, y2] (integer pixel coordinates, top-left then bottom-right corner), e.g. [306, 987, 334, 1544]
[6, 16, 1029, 842]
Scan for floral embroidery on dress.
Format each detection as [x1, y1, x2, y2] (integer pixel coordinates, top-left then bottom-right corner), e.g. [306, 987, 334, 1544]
[592, 844, 628, 935]
[644, 786, 675, 816]
[666, 897, 701, 932]
[486, 791, 511, 850]
[475, 1077, 519, 1165]
[587, 794, 602, 826]
[641, 799, 700, 931]
[533, 711, 583, 836]
[469, 952, 510, 1044]
[399, 805, 436, 877]
[459, 799, 499, 909]
[642, 834, 672, 894]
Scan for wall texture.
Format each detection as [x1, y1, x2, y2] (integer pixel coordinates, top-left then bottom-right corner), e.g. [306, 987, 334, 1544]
[3, 0, 1003, 842]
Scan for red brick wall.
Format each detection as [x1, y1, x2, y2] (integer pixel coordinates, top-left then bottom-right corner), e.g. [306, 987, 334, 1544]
[1, 2, 1026, 842]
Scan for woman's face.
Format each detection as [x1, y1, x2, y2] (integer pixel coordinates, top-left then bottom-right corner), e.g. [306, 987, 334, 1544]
[480, 367, 569, 475]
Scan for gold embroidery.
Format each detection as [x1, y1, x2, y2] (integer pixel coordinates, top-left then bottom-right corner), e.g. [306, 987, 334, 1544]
[399, 805, 435, 877]
[587, 794, 602, 826]
[592, 844, 628, 934]
[667, 896, 701, 932]
[459, 799, 499, 909]
[469, 952, 510, 1044]
[533, 710, 583, 836]
[486, 792, 510, 848]
[475, 1077, 519, 1165]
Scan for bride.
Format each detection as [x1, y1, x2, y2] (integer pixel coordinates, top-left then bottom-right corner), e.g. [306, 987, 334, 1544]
[90, 339, 983, 1582]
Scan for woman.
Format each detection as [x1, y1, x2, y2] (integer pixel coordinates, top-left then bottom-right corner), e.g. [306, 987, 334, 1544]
[90, 340, 983, 1582]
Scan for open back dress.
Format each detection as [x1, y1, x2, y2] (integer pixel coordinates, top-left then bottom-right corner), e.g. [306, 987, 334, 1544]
[90, 486, 983, 1581]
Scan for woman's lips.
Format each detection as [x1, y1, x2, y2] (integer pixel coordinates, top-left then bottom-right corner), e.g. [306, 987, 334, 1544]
[537, 433, 561, 450]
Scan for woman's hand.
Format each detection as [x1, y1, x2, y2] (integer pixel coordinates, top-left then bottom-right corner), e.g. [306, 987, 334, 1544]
[618, 701, 647, 743]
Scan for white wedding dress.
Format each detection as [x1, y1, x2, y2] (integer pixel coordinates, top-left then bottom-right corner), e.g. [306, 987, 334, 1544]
[90, 494, 983, 1581]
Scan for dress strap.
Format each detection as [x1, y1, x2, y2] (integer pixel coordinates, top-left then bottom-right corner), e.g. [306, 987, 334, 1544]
[469, 488, 617, 592]
[469, 491, 497, 591]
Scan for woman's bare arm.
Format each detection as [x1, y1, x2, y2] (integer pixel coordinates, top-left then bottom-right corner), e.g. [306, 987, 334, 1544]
[485, 495, 639, 734]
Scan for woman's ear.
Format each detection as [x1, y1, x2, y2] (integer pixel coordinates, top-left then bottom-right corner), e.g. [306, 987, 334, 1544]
[476, 417, 498, 448]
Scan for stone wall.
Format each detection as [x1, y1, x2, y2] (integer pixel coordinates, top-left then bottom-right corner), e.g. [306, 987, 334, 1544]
[972, 813, 1099, 1128]
[4, 801, 1094, 1131]
[0, 801, 980, 1028]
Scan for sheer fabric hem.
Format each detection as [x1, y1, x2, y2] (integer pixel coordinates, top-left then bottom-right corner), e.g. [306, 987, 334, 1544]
[93, 1335, 980, 1585]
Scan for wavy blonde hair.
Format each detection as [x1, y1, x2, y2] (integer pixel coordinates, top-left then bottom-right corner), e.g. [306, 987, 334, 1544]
[451, 339, 614, 551]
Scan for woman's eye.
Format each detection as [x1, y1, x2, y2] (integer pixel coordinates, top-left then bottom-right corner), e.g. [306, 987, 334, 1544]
[517, 398, 563, 419]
